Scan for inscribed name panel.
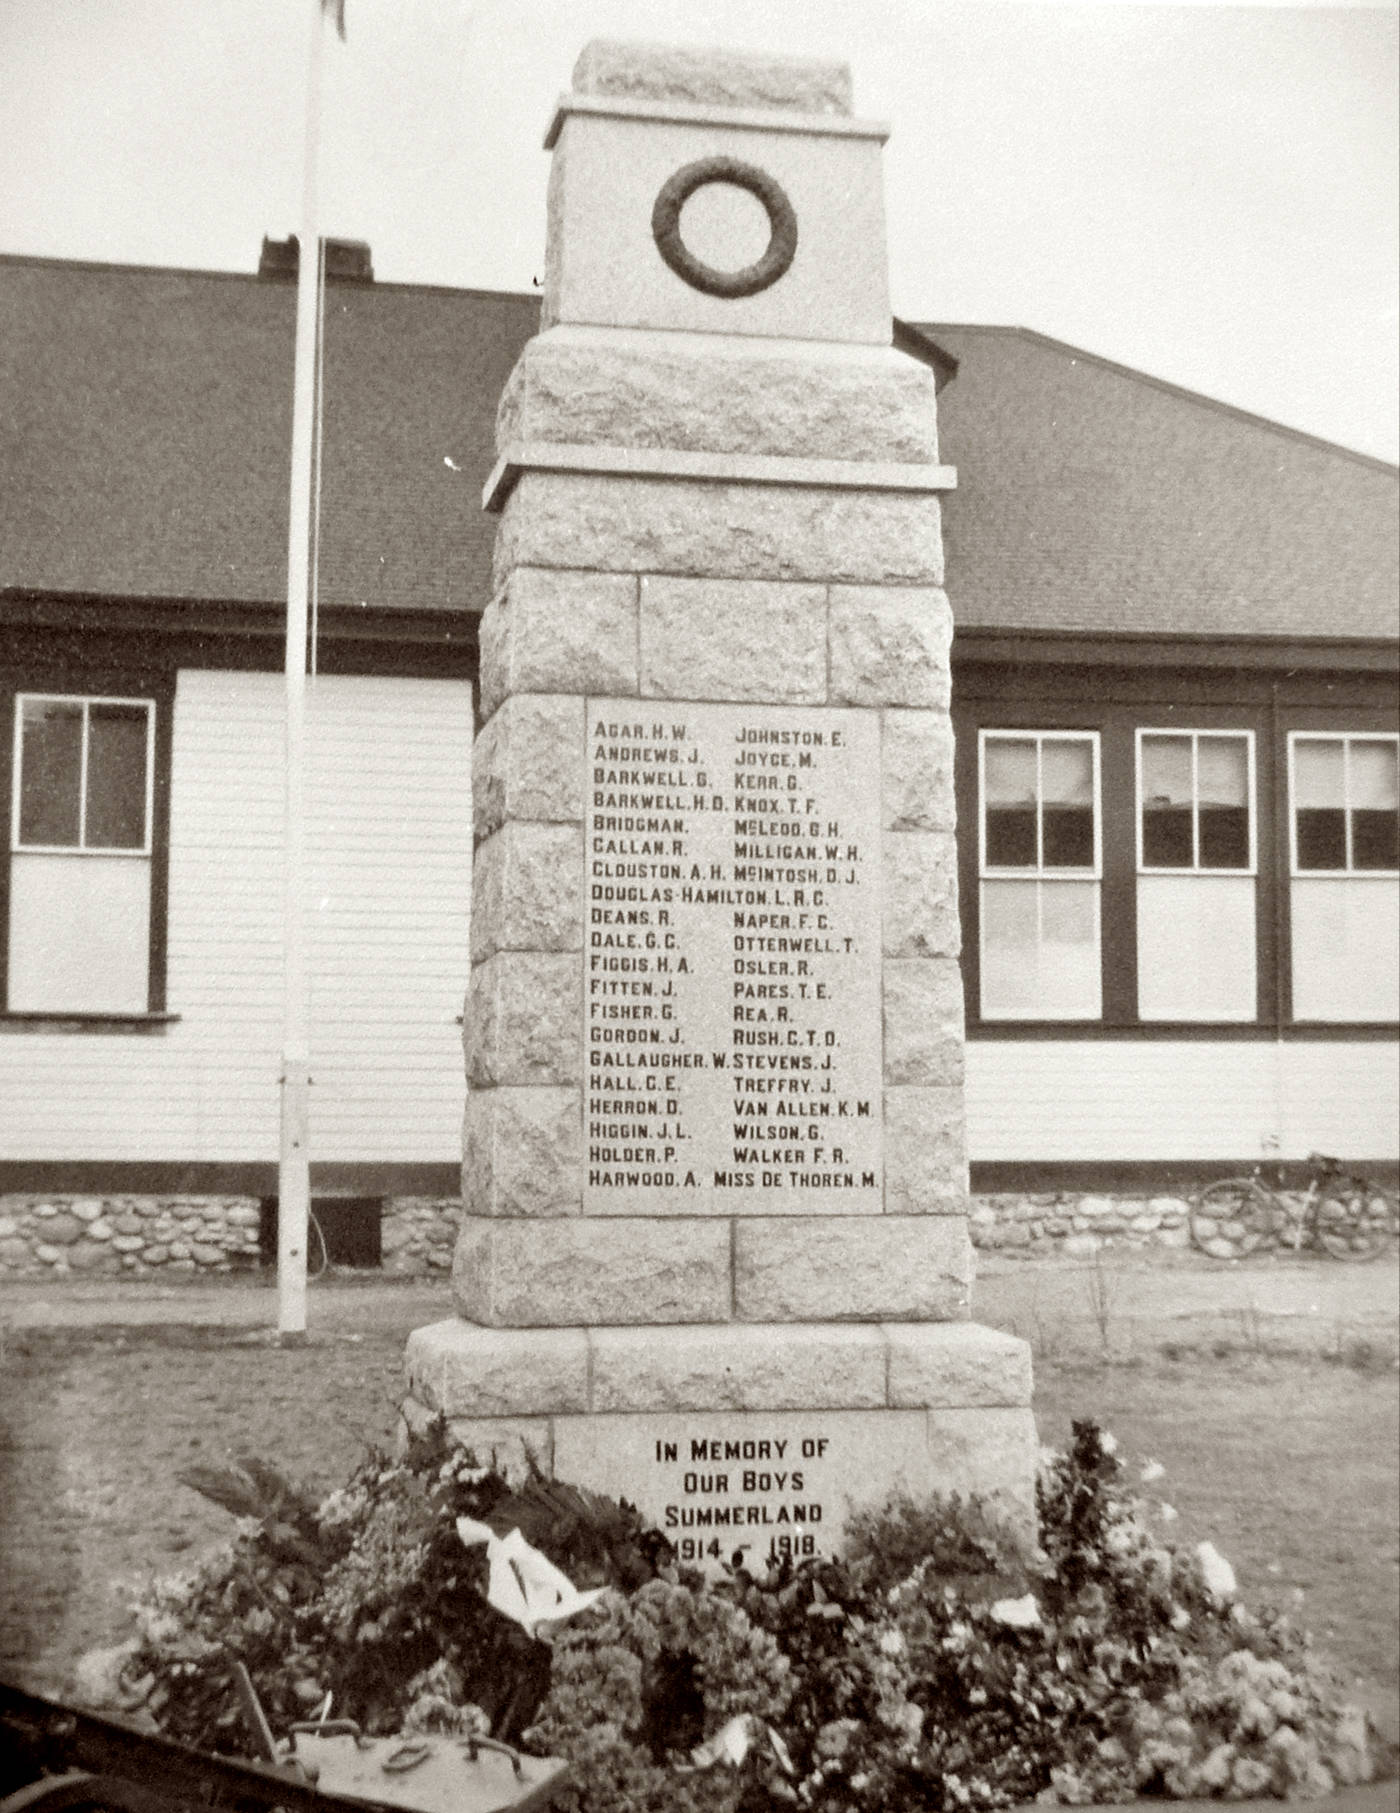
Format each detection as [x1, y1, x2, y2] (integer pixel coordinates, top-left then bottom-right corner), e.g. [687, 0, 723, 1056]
[585, 700, 882, 1214]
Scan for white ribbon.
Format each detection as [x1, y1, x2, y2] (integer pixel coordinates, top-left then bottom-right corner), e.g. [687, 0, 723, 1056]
[456, 1518, 606, 1637]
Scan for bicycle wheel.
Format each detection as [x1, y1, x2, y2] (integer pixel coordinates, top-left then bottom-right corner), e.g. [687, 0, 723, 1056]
[1189, 1179, 1279, 1259]
[1314, 1182, 1396, 1262]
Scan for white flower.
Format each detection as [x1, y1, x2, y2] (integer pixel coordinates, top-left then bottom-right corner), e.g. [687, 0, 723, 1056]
[990, 1593, 1042, 1629]
[686, 1715, 795, 1774]
[1140, 1459, 1165, 1484]
[1100, 1430, 1118, 1455]
[691, 1712, 755, 1767]
[879, 1627, 907, 1657]
[1196, 1540, 1237, 1601]
[1159, 1502, 1178, 1523]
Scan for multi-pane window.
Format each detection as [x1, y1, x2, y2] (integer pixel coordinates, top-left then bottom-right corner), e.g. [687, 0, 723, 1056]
[1139, 732, 1253, 872]
[978, 731, 1101, 1019]
[1292, 735, 1400, 874]
[968, 713, 1398, 1034]
[1136, 730, 1257, 1021]
[8, 694, 155, 1012]
[1288, 734, 1399, 1022]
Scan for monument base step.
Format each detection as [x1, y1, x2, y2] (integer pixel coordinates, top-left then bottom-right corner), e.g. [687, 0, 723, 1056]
[401, 1317, 1037, 1559]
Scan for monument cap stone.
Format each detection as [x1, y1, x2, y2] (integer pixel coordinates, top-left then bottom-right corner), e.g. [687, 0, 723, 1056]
[543, 42, 890, 342]
[570, 40, 855, 116]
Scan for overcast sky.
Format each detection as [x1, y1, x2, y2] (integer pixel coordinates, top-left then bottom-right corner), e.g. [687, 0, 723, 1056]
[1, 0, 1395, 461]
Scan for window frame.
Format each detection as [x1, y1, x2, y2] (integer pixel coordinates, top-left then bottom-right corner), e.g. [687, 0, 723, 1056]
[1, 679, 174, 1022]
[1134, 727, 1257, 876]
[12, 692, 157, 858]
[1287, 730, 1400, 878]
[976, 728, 1103, 1023]
[978, 728, 1103, 881]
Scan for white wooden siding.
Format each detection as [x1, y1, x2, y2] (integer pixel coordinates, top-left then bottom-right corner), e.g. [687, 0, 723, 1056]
[0, 671, 471, 1164]
[966, 1038, 1400, 1163]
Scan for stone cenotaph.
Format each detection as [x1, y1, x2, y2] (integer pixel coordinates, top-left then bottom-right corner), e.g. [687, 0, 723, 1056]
[404, 40, 1035, 1566]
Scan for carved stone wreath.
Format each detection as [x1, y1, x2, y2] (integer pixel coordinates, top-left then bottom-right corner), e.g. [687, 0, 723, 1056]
[650, 156, 798, 299]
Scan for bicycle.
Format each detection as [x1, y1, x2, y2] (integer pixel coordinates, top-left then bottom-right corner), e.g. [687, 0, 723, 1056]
[1189, 1152, 1397, 1262]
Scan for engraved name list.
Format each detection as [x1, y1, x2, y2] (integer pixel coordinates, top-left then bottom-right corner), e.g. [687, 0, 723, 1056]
[584, 700, 883, 1214]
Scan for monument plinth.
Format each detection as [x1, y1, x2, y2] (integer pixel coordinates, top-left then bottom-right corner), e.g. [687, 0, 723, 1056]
[404, 38, 1036, 1565]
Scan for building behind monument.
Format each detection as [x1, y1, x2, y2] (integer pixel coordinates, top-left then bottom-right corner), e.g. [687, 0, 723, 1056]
[0, 74, 1395, 1277]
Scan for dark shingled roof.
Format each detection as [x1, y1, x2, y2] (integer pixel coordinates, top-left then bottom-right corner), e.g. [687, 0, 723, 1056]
[923, 323, 1399, 643]
[0, 253, 535, 614]
[2, 254, 1395, 644]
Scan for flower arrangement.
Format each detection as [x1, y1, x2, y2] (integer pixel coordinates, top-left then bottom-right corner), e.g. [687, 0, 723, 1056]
[116, 1419, 1381, 1808]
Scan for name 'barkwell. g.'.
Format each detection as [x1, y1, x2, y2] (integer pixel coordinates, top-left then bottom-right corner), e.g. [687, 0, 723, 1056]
[403, 37, 1035, 1562]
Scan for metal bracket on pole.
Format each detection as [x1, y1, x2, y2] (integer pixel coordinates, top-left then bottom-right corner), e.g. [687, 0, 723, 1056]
[278, 1060, 311, 1340]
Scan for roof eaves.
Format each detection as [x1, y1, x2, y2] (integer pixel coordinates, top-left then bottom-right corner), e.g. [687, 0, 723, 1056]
[891, 316, 958, 391]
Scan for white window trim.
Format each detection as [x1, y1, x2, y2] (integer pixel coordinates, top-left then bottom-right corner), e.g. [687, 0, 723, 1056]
[1134, 727, 1257, 876]
[977, 728, 1102, 880]
[11, 692, 156, 858]
[1287, 730, 1400, 878]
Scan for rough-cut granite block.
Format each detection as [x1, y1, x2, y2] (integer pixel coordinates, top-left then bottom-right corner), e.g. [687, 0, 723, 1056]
[470, 824, 583, 961]
[452, 1217, 732, 1326]
[403, 1319, 590, 1417]
[473, 694, 586, 840]
[572, 38, 854, 115]
[734, 1217, 971, 1321]
[587, 1323, 888, 1413]
[497, 330, 940, 464]
[465, 952, 580, 1086]
[481, 567, 638, 720]
[829, 585, 951, 709]
[494, 475, 943, 592]
[885, 1323, 1033, 1410]
[884, 1087, 969, 1212]
[640, 576, 826, 702]
[463, 1087, 582, 1217]
[882, 710, 956, 832]
[884, 958, 966, 1086]
[883, 831, 960, 958]
[925, 1406, 1040, 1537]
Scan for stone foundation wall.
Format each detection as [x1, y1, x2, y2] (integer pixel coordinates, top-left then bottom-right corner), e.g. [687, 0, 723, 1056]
[0, 1196, 264, 1276]
[0, 1194, 460, 1278]
[0, 1189, 1194, 1278]
[969, 1193, 1192, 1256]
[379, 1197, 459, 1276]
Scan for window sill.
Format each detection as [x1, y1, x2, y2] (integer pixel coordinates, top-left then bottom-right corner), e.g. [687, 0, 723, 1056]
[0, 1011, 181, 1034]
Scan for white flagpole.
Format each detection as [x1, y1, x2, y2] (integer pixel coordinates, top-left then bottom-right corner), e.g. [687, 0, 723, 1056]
[278, 0, 329, 1338]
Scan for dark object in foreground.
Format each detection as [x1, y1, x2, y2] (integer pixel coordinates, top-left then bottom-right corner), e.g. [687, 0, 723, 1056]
[0, 1679, 569, 1813]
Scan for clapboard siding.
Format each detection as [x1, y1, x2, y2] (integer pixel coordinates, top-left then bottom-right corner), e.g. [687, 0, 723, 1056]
[966, 1039, 1400, 1163]
[0, 671, 471, 1164]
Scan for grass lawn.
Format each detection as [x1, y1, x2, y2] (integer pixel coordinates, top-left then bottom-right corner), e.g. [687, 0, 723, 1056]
[3, 1327, 1396, 1714]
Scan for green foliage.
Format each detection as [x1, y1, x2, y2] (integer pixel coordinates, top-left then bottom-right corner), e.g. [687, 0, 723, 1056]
[128, 1416, 665, 1753]
[844, 1489, 1028, 1601]
[127, 1417, 1380, 1808]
